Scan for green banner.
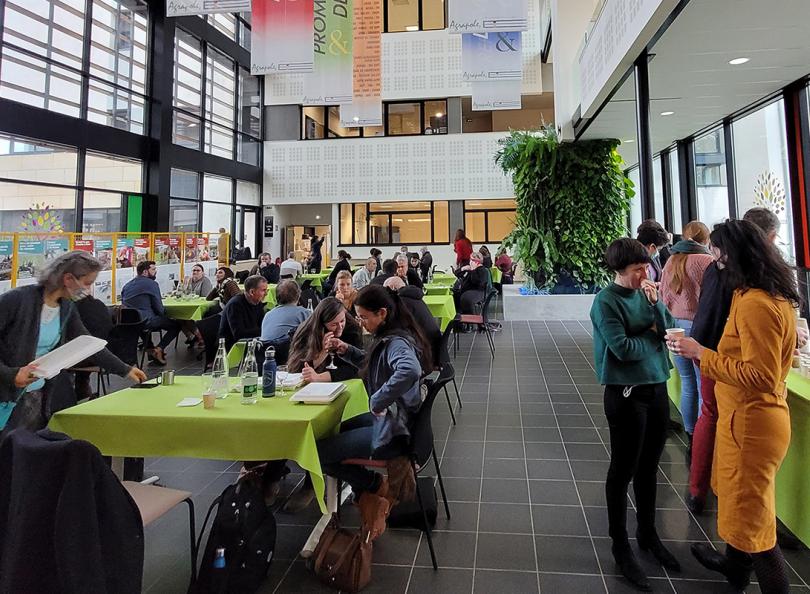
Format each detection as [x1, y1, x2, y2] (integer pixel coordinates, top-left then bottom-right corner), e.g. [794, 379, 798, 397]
[303, 0, 353, 105]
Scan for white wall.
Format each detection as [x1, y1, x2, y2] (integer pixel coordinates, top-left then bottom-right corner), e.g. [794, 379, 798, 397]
[261, 203, 332, 259]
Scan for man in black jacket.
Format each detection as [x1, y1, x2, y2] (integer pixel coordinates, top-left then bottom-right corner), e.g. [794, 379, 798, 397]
[370, 258, 397, 286]
[419, 246, 433, 282]
[219, 275, 267, 348]
[395, 254, 423, 289]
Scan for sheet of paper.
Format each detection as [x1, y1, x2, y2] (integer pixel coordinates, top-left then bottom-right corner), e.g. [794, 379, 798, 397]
[31, 335, 107, 380]
[177, 398, 203, 407]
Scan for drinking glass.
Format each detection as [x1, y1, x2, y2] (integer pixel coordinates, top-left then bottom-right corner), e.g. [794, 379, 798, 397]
[201, 371, 214, 396]
[277, 365, 289, 396]
[325, 349, 337, 370]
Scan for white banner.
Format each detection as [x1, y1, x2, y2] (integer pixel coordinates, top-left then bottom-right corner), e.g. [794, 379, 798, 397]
[461, 32, 522, 82]
[472, 80, 522, 111]
[303, 0, 354, 105]
[340, 100, 382, 127]
[167, 0, 251, 18]
[448, 0, 528, 34]
[250, 0, 314, 75]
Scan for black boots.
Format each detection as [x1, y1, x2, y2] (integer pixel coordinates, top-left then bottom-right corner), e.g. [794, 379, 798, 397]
[691, 543, 752, 592]
[685, 433, 693, 468]
[637, 530, 681, 571]
[612, 542, 652, 592]
[685, 492, 705, 515]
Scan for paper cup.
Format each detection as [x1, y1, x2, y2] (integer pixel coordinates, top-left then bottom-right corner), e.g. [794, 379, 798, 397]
[203, 393, 216, 410]
[665, 328, 685, 339]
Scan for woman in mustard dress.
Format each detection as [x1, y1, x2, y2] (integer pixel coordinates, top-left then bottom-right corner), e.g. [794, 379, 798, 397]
[671, 220, 798, 594]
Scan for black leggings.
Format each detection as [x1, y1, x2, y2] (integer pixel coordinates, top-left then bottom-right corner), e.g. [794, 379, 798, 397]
[604, 383, 669, 544]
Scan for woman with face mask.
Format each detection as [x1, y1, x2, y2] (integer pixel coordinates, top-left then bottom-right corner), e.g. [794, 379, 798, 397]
[590, 238, 679, 591]
[0, 251, 147, 433]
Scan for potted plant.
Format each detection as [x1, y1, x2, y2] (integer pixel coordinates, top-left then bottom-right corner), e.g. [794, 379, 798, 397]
[495, 125, 632, 294]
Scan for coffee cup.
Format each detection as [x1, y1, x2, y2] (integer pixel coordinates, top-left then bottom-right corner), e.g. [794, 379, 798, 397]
[203, 392, 216, 409]
[156, 370, 176, 385]
[665, 328, 685, 340]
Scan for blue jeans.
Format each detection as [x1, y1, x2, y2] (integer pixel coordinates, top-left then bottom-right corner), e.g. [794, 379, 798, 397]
[673, 318, 701, 434]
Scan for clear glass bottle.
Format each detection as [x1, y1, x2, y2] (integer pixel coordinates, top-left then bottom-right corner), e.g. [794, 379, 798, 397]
[211, 338, 229, 398]
[307, 298, 314, 312]
[241, 340, 259, 405]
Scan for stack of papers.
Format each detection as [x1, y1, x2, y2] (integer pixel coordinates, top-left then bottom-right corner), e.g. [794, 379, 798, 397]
[290, 382, 346, 404]
[32, 335, 107, 380]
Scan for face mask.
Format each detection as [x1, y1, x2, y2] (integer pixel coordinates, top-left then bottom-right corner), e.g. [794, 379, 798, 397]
[70, 287, 90, 301]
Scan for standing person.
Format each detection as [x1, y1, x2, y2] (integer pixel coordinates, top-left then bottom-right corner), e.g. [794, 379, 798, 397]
[182, 264, 213, 297]
[280, 252, 303, 280]
[454, 229, 473, 268]
[121, 261, 182, 366]
[250, 253, 280, 284]
[331, 270, 358, 313]
[590, 238, 679, 591]
[352, 257, 378, 289]
[479, 245, 493, 268]
[659, 221, 713, 461]
[308, 235, 324, 273]
[218, 275, 268, 348]
[260, 280, 310, 343]
[670, 220, 798, 594]
[316, 285, 432, 540]
[217, 228, 229, 266]
[636, 220, 670, 284]
[418, 247, 433, 282]
[495, 248, 514, 284]
[0, 252, 146, 432]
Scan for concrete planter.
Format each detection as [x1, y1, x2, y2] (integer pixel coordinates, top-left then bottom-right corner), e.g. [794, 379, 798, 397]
[502, 284, 596, 321]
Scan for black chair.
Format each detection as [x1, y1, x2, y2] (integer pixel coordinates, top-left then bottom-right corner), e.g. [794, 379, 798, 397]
[235, 270, 250, 284]
[196, 313, 223, 370]
[340, 372, 450, 570]
[231, 334, 292, 371]
[107, 307, 145, 367]
[437, 320, 462, 425]
[456, 289, 498, 357]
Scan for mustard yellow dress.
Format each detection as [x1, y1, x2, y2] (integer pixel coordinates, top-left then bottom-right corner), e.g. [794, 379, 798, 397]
[701, 288, 795, 553]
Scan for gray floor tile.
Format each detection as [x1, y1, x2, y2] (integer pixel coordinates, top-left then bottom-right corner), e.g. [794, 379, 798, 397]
[474, 569, 540, 594]
[536, 535, 601, 573]
[478, 502, 534, 534]
[407, 567, 474, 594]
[415, 530, 477, 568]
[481, 478, 530, 504]
[476, 533, 537, 571]
[532, 504, 590, 537]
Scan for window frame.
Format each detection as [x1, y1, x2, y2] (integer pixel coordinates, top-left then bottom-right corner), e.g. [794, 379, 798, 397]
[300, 100, 449, 140]
[383, 0, 446, 33]
[462, 200, 517, 243]
[339, 201, 450, 246]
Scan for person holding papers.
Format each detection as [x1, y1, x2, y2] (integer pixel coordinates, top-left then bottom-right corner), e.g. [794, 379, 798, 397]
[0, 251, 146, 433]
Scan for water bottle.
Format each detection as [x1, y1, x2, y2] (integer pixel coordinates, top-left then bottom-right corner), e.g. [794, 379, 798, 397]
[211, 338, 229, 398]
[213, 547, 226, 569]
[262, 346, 277, 398]
[241, 340, 258, 405]
[212, 547, 227, 593]
[307, 298, 314, 313]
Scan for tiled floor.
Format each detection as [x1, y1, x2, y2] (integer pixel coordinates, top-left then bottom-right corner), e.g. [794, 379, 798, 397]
[121, 321, 810, 593]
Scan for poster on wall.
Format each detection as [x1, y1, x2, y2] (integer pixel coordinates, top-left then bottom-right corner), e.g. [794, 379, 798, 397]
[448, 0, 528, 34]
[95, 237, 114, 271]
[472, 80, 522, 111]
[93, 270, 113, 305]
[251, 0, 314, 75]
[154, 236, 182, 265]
[461, 32, 522, 82]
[303, 0, 354, 106]
[197, 236, 212, 262]
[167, 0, 251, 18]
[341, 0, 381, 127]
[185, 236, 200, 263]
[16, 239, 43, 287]
[155, 264, 182, 295]
[0, 238, 13, 294]
[115, 266, 134, 302]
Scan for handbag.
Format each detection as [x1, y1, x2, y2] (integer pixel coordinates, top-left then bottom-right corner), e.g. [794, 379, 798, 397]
[311, 514, 372, 592]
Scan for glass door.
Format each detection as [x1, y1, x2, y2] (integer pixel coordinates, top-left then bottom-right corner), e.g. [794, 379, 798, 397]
[235, 206, 260, 259]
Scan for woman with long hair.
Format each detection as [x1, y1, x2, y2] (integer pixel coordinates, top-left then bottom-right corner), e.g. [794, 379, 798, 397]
[671, 220, 799, 594]
[454, 228, 473, 267]
[287, 297, 363, 383]
[590, 238, 679, 591]
[316, 285, 432, 540]
[659, 221, 713, 459]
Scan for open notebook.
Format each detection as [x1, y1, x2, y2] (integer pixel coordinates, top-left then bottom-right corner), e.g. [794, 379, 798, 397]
[289, 382, 346, 404]
[31, 335, 107, 380]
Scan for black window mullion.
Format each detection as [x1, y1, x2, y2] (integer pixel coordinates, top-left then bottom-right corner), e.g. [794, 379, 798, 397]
[79, 0, 93, 120]
[199, 36, 208, 152]
[418, 0, 424, 30]
[419, 101, 425, 135]
[232, 61, 239, 160]
[661, 148, 674, 231]
[723, 119, 738, 218]
[383, 0, 389, 33]
[76, 148, 86, 232]
[366, 203, 370, 245]
[430, 201, 434, 243]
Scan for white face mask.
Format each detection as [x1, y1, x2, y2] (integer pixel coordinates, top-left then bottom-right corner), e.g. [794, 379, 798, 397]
[70, 287, 91, 301]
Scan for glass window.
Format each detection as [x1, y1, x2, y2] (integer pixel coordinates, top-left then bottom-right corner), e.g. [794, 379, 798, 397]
[424, 100, 448, 135]
[628, 168, 642, 234]
[0, 46, 82, 117]
[733, 100, 795, 262]
[464, 212, 486, 242]
[487, 211, 515, 242]
[238, 67, 261, 137]
[387, 103, 421, 136]
[238, 15, 251, 50]
[170, 168, 198, 199]
[368, 214, 390, 244]
[203, 173, 232, 203]
[0, 181, 77, 232]
[340, 204, 352, 244]
[209, 13, 238, 41]
[370, 201, 431, 212]
[2, 0, 86, 71]
[341, 201, 446, 245]
[170, 199, 198, 232]
[237, 133, 261, 166]
[89, 0, 149, 95]
[204, 120, 234, 159]
[86, 78, 146, 133]
[202, 202, 232, 233]
[354, 203, 368, 244]
[82, 190, 122, 232]
[695, 128, 729, 226]
[668, 151, 683, 234]
[84, 152, 142, 193]
[464, 199, 516, 242]
[303, 107, 326, 140]
[205, 47, 236, 130]
[433, 201, 449, 243]
[327, 106, 359, 138]
[173, 29, 203, 112]
[422, 0, 445, 30]
[652, 156, 665, 223]
[236, 180, 260, 206]
[386, 0, 418, 32]
[173, 110, 201, 149]
[393, 213, 431, 243]
[0, 134, 78, 185]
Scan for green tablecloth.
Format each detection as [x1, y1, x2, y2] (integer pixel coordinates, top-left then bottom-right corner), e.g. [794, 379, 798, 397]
[424, 284, 452, 296]
[298, 273, 329, 289]
[668, 365, 810, 547]
[163, 297, 216, 321]
[237, 283, 277, 308]
[431, 273, 457, 285]
[423, 294, 456, 331]
[49, 377, 370, 513]
[490, 267, 503, 284]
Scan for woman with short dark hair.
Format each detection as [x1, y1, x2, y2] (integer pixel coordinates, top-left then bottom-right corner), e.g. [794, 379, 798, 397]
[670, 220, 799, 594]
[325, 250, 352, 293]
[590, 238, 679, 590]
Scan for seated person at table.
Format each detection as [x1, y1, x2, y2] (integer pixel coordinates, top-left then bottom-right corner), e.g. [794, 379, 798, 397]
[250, 252, 280, 284]
[330, 270, 358, 313]
[352, 257, 378, 289]
[324, 250, 352, 294]
[370, 258, 397, 286]
[206, 266, 241, 313]
[316, 285, 432, 540]
[182, 264, 213, 297]
[453, 251, 489, 315]
[279, 252, 303, 280]
[396, 254, 423, 289]
[121, 260, 182, 366]
[218, 275, 268, 349]
[495, 248, 514, 284]
[287, 297, 363, 383]
[479, 245, 493, 269]
[384, 276, 442, 369]
[260, 280, 310, 343]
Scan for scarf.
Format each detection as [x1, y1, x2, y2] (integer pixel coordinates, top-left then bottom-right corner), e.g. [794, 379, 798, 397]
[669, 239, 709, 255]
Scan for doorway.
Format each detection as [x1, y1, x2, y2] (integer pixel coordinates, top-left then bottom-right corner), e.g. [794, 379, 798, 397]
[235, 206, 260, 259]
[285, 224, 331, 270]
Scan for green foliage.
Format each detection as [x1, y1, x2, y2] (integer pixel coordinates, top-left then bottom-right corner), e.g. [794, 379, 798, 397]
[495, 125, 632, 290]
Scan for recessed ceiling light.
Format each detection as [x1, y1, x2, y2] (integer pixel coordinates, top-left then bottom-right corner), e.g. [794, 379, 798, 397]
[660, 111, 675, 116]
[729, 57, 750, 65]
[623, 139, 635, 143]
[315, 215, 321, 220]
[405, 25, 418, 31]
[435, 112, 444, 117]
[352, 116, 359, 122]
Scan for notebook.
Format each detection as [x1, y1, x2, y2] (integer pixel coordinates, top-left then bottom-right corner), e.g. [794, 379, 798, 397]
[31, 335, 107, 380]
[289, 382, 346, 404]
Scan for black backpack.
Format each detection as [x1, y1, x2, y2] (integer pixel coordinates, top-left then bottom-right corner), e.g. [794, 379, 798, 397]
[193, 478, 277, 594]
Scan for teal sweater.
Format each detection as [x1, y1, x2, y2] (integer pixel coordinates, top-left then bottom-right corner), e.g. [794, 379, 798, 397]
[590, 283, 673, 386]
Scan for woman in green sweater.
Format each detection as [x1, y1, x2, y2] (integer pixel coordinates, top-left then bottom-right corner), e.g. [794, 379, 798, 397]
[590, 238, 679, 591]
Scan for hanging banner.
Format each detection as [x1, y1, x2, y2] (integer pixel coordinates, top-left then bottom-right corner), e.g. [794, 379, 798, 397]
[472, 80, 522, 111]
[341, 0, 381, 127]
[303, 0, 354, 106]
[16, 239, 43, 287]
[0, 237, 13, 294]
[167, 0, 251, 18]
[251, 0, 314, 75]
[448, 0, 528, 34]
[462, 32, 522, 82]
